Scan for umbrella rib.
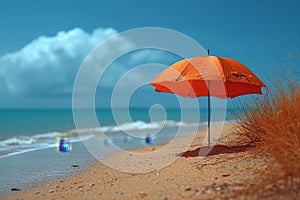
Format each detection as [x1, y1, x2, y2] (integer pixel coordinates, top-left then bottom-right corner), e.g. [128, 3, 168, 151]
[212, 57, 230, 97]
[224, 81, 230, 97]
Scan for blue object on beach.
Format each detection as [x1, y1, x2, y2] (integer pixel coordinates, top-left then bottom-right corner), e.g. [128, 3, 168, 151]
[59, 139, 71, 152]
[145, 135, 154, 144]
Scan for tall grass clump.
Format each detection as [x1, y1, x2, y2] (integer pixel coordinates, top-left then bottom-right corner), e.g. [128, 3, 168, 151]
[234, 81, 300, 193]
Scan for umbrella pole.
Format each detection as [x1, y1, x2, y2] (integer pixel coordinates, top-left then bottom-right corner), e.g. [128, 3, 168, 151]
[207, 49, 211, 147]
[208, 81, 211, 147]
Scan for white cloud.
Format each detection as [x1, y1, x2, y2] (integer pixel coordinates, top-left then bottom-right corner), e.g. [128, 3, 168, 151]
[0, 27, 128, 96]
[0, 27, 182, 108]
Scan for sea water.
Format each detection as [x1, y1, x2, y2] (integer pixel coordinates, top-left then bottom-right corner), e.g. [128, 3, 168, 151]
[0, 108, 238, 194]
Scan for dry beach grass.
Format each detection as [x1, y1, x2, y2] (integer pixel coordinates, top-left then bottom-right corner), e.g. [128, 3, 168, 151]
[234, 82, 300, 198]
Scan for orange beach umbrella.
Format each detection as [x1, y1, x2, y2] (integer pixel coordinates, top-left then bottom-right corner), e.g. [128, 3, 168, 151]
[150, 51, 265, 146]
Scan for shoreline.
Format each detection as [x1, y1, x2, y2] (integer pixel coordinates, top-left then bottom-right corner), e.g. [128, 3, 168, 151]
[0, 140, 96, 196]
[4, 123, 277, 200]
[0, 121, 205, 159]
[0, 120, 235, 159]
[0, 124, 201, 195]
[0, 125, 200, 193]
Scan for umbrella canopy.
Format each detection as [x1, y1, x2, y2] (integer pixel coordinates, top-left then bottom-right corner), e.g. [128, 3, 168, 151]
[150, 56, 265, 99]
[150, 54, 265, 147]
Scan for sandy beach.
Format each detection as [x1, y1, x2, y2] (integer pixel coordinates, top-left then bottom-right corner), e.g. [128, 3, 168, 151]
[4, 124, 299, 200]
[2, 1, 300, 199]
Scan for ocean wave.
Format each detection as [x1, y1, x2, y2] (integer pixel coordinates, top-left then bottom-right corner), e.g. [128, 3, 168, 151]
[75, 120, 189, 134]
[31, 131, 62, 140]
[0, 119, 216, 158]
[0, 137, 37, 146]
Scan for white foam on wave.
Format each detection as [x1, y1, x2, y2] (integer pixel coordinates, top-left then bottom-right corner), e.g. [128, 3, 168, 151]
[0, 130, 96, 158]
[31, 131, 62, 140]
[0, 137, 36, 146]
[0, 131, 65, 147]
[110, 120, 162, 132]
[75, 120, 190, 134]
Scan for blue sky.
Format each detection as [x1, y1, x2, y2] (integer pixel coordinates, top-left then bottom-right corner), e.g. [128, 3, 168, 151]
[0, 0, 300, 108]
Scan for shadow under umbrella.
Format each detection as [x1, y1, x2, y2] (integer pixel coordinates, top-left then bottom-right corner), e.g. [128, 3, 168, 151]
[179, 144, 253, 157]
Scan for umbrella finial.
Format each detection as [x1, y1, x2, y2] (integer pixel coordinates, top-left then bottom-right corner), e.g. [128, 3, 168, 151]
[208, 49, 210, 56]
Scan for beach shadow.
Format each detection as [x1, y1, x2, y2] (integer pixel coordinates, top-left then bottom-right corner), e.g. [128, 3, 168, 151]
[180, 144, 252, 157]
